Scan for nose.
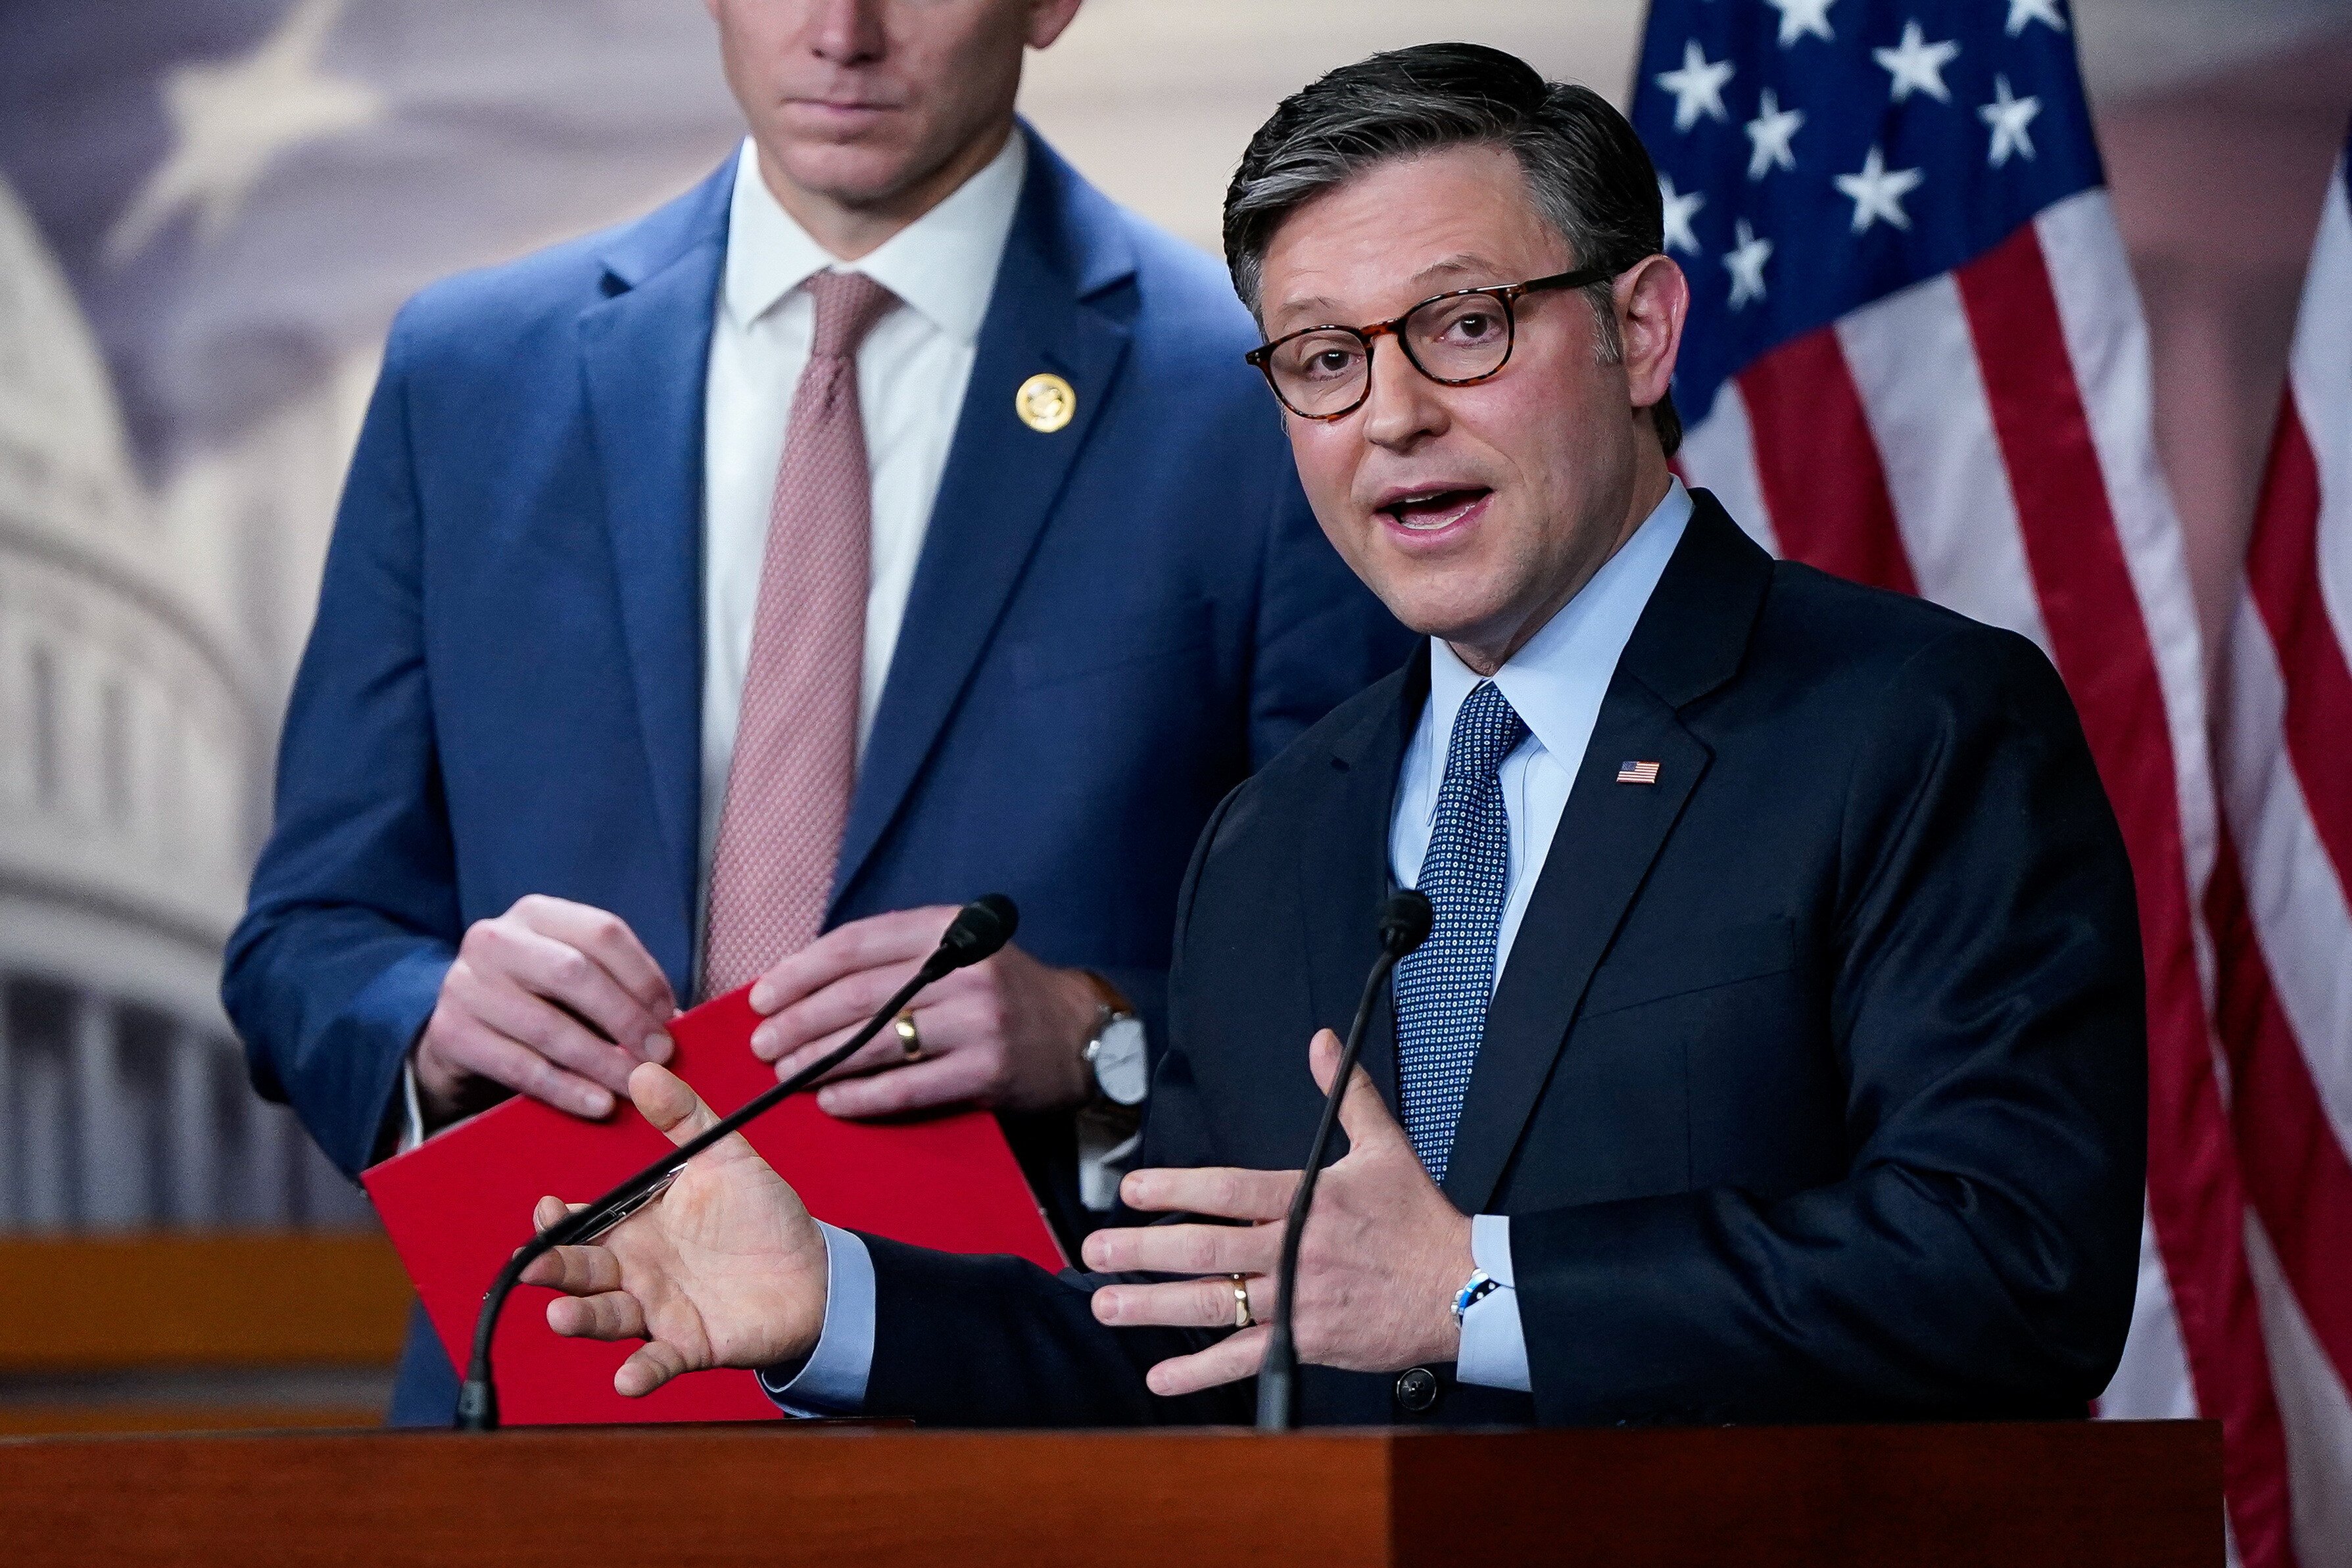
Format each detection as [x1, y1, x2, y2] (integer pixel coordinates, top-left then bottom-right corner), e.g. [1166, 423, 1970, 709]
[809, 0, 886, 66]
[1358, 337, 1448, 452]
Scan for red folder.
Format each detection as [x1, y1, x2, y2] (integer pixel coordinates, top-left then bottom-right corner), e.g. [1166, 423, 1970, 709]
[362, 986, 1067, 1424]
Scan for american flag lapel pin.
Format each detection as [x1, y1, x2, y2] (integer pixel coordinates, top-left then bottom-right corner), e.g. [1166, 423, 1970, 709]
[1616, 759, 1661, 786]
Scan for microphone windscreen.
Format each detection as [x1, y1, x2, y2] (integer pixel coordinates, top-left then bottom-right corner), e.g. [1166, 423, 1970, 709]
[1379, 890, 1435, 957]
[937, 893, 1020, 970]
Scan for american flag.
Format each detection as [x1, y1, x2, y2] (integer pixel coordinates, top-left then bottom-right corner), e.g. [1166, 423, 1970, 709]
[1633, 3, 2348, 1563]
[0, 0, 737, 471]
[1616, 759, 1662, 785]
[2207, 124, 2352, 1568]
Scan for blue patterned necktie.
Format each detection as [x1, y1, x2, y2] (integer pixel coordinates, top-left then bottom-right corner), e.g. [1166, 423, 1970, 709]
[1393, 679, 1528, 1183]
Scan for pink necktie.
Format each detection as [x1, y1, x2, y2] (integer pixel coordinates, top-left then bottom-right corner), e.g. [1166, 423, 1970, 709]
[702, 270, 900, 998]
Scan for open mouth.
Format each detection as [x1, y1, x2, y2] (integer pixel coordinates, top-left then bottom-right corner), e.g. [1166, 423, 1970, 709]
[1380, 487, 1492, 533]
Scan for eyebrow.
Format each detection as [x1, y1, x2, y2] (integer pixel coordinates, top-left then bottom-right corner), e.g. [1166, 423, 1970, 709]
[1410, 253, 1506, 287]
[1266, 253, 1517, 333]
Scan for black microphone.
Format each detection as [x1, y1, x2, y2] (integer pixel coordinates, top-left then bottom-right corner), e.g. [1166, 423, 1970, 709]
[454, 893, 1019, 1431]
[1255, 889, 1433, 1433]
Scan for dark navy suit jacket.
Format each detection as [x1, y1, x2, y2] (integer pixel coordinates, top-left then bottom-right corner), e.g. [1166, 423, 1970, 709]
[221, 128, 1407, 1423]
[848, 492, 2148, 1428]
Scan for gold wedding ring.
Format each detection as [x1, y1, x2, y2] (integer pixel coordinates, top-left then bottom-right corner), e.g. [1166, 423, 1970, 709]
[893, 1010, 924, 1062]
[1230, 1273, 1253, 1331]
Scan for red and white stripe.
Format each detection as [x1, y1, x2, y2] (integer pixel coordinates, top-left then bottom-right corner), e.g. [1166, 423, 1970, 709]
[1678, 183, 2347, 1567]
[2209, 144, 2352, 1567]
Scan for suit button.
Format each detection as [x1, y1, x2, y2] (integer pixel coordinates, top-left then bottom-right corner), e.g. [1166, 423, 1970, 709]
[1394, 1366, 1440, 1414]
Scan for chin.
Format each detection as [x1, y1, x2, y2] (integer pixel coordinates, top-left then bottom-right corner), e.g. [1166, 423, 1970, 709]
[1366, 581, 1508, 646]
[775, 141, 920, 201]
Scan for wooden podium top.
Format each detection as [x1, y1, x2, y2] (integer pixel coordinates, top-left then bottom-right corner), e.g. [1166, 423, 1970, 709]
[2, 1418, 2217, 1567]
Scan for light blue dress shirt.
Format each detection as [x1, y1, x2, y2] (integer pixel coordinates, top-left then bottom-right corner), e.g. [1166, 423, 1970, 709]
[762, 481, 1694, 1414]
[1397, 480, 1692, 1392]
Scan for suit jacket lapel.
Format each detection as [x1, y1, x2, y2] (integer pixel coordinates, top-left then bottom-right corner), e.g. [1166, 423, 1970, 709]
[831, 131, 1137, 911]
[577, 162, 732, 987]
[1296, 651, 1428, 1112]
[1441, 492, 1773, 1213]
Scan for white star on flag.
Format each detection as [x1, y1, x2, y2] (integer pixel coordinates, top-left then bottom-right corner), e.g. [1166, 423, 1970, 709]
[1764, 0, 1837, 47]
[1873, 20, 1959, 103]
[1743, 89, 1805, 180]
[1659, 174, 1705, 254]
[1655, 40, 1735, 133]
[1724, 218, 1773, 308]
[1980, 75, 2042, 166]
[2005, 0, 2066, 36]
[104, 0, 384, 264]
[1835, 145, 1925, 232]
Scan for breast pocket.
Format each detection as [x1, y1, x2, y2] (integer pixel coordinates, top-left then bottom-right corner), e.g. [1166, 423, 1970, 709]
[1578, 916, 1800, 1022]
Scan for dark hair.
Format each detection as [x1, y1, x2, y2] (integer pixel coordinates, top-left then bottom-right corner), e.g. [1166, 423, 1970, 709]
[1223, 42, 1681, 456]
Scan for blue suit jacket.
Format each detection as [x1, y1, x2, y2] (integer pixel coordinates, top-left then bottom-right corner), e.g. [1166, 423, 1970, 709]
[222, 129, 1407, 1421]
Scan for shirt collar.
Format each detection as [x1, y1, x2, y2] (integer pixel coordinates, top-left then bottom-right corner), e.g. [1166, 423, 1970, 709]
[1423, 477, 1696, 803]
[721, 130, 1027, 343]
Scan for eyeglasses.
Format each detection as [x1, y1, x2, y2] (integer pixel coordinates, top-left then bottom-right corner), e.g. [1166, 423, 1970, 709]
[1245, 266, 1614, 421]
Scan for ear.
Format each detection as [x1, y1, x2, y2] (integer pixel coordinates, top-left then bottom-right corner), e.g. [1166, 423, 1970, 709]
[1616, 254, 1688, 419]
[1027, 0, 1086, 50]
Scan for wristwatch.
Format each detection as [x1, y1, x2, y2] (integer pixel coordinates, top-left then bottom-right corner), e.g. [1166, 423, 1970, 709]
[1080, 973, 1149, 1108]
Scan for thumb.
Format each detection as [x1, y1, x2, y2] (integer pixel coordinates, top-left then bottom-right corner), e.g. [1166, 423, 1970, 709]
[1308, 1030, 1408, 1155]
[629, 1061, 721, 1145]
[628, 1062, 781, 1188]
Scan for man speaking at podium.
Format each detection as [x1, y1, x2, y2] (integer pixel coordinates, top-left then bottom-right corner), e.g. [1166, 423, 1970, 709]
[222, 0, 1404, 1427]
[526, 45, 2147, 1427]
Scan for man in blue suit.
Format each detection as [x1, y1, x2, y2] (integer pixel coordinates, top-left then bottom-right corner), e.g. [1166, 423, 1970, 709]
[222, 0, 1404, 1425]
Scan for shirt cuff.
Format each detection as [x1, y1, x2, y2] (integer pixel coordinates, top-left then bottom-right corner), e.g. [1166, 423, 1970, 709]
[1075, 1105, 1143, 1212]
[1456, 1213, 1531, 1393]
[756, 1222, 874, 1417]
[396, 1057, 427, 1155]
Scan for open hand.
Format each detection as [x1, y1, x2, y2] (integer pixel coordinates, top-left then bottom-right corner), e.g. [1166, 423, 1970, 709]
[523, 1062, 830, 1396]
[1078, 1029, 1474, 1397]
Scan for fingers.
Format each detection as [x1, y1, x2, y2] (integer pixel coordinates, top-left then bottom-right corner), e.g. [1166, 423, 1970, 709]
[627, 1062, 723, 1146]
[1144, 1325, 1271, 1398]
[546, 1289, 647, 1342]
[479, 907, 675, 1062]
[1115, 1164, 1296, 1223]
[1080, 1218, 1279, 1277]
[748, 907, 957, 1017]
[812, 1053, 991, 1120]
[509, 895, 678, 1020]
[772, 1019, 903, 1087]
[1091, 1272, 1270, 1331]
[529, 1245, 627, 1298]
[421, 1008, 615, 1119]
[458, 974, 642, 1097]
[753, 961, 931, 1064]
[615, 1339, 693, 1398]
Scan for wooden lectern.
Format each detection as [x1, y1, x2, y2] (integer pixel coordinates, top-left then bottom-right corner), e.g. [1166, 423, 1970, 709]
[2, 1419, 2217, 1566]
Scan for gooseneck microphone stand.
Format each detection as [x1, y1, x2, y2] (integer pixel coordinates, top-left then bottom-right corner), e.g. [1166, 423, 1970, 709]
[454, 894, 1019, 1432]
[1255, 890, 1434, 1433]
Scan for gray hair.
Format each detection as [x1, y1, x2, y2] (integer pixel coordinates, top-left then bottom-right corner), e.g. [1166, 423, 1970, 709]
[1223, 42, 1680, 456]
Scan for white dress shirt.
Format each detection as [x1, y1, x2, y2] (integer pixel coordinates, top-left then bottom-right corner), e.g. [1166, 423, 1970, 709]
[400, 134, 1026, 1154]
[698, 131, 1027, 900]
[765, 480, 1695, 1414]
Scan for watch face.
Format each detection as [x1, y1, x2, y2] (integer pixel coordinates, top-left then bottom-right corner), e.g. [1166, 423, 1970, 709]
[1091, 1015, 1150, 1106]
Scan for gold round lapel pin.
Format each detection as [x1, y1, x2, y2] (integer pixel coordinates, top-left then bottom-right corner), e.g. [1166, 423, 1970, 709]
[1015, 372, 1076, 433]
